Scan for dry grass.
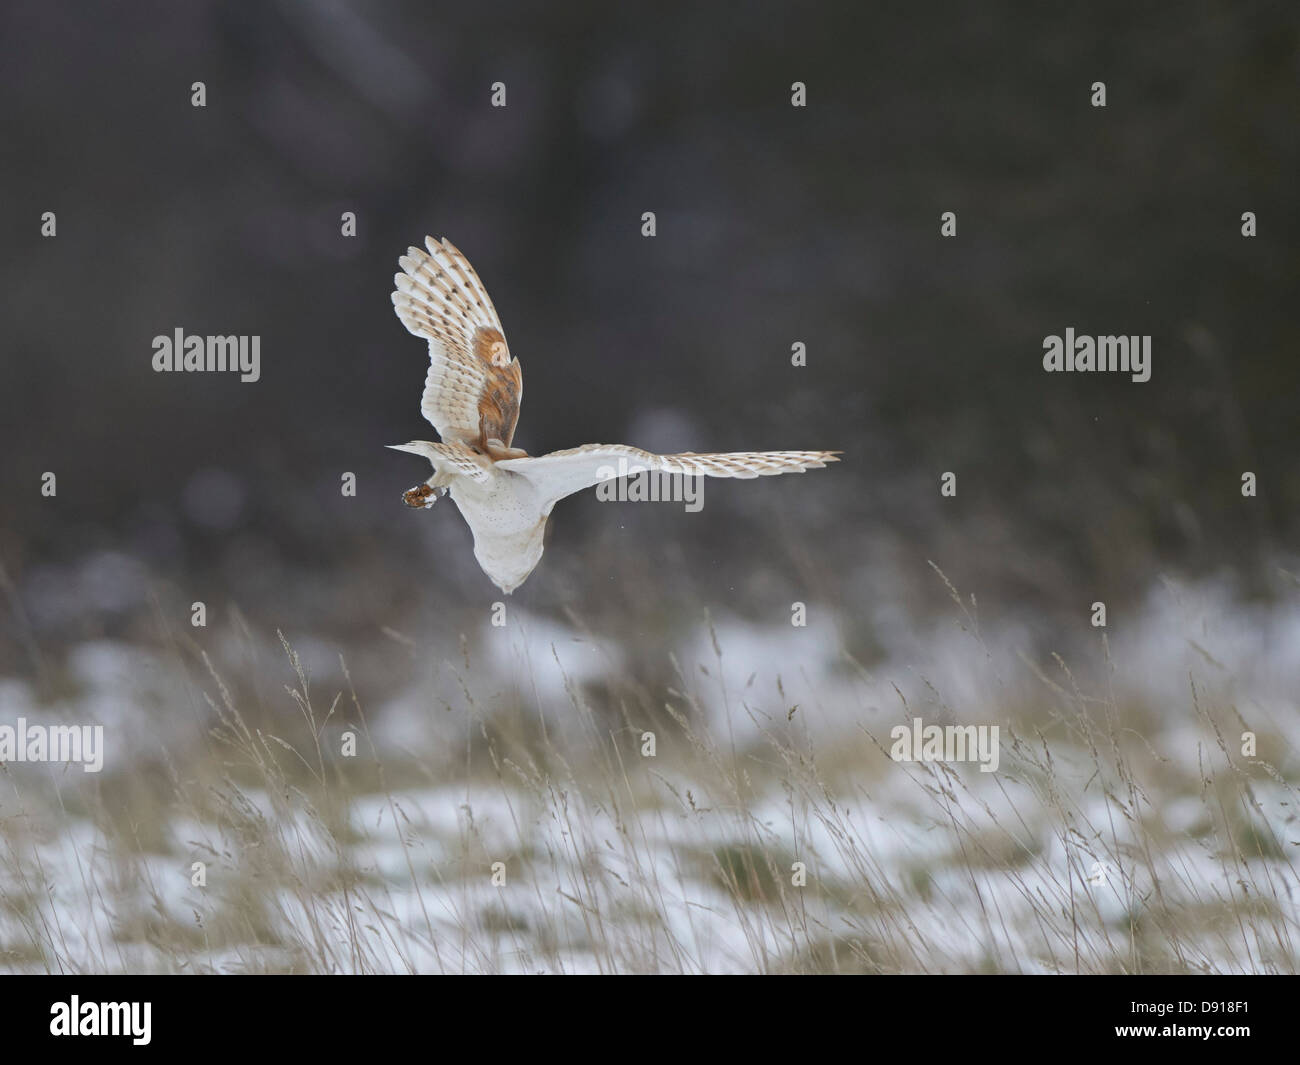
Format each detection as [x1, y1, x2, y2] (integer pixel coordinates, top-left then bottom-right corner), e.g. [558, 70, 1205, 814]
[1, 567, 1297, 974]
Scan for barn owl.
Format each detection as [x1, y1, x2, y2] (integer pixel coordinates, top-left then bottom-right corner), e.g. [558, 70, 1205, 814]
[389, 236, 839, 593]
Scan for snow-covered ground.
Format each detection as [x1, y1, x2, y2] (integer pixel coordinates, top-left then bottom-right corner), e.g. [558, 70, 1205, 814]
[1, 575, 1297, 973]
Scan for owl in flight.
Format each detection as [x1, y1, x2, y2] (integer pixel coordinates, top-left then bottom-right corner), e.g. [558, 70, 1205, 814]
[389, 237, 839, 593]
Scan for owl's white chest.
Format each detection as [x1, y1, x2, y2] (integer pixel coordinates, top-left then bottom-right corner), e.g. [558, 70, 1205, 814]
[449, 470, 549, 593]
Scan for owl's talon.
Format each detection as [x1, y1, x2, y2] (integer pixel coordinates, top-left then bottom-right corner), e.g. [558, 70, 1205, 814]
[403, 484, 439, 508]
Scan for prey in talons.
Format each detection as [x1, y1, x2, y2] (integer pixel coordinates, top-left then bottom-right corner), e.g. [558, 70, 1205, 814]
[402, 483, 445, 509]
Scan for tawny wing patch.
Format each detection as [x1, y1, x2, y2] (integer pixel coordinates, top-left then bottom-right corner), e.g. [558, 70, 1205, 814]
[391, 237, 522, 449]
[496, 445, 840, 510]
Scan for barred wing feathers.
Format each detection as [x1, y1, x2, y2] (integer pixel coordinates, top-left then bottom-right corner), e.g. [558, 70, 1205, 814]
[391, 237, 522, 450]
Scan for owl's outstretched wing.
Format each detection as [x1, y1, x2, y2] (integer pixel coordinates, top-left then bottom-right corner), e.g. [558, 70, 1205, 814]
[496, 445, 839, 512]
[385, 441, 491, 485]
[391, 237, 522, 450]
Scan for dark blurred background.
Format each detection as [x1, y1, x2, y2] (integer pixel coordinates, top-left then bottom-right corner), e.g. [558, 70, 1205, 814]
[1, 0, 1296, 679]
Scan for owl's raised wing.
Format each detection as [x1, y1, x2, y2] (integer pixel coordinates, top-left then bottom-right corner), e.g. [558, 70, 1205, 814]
[392, 237, 522, 450]
[496, 444, 839, 512]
